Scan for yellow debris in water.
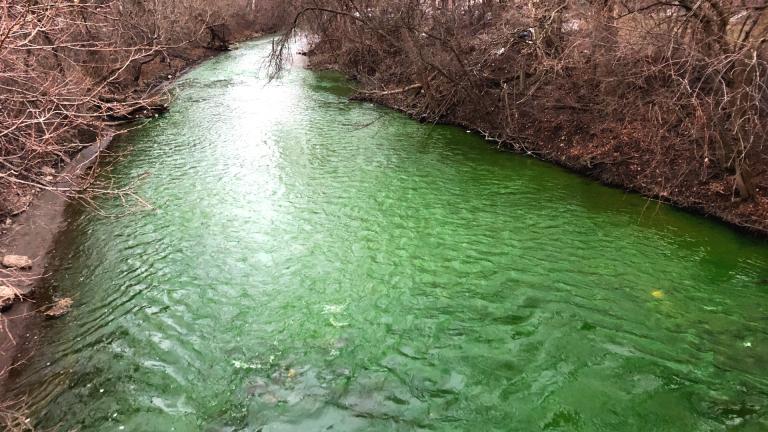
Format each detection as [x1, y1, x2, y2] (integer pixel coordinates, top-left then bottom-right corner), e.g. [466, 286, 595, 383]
[287, 369, 298, 379]
[651, 290, 665, 299]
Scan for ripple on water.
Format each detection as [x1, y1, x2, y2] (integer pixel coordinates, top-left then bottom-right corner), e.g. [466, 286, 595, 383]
[7, 36, 768, 431]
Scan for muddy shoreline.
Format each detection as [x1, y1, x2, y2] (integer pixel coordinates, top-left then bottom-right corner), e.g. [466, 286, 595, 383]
[0, 134, 115, 386]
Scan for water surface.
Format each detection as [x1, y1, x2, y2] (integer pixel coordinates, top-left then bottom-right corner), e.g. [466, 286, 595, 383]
[10, 37, 768, 431]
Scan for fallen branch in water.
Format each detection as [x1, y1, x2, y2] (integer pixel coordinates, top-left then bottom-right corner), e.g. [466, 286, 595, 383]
[358, 83, 423, 96]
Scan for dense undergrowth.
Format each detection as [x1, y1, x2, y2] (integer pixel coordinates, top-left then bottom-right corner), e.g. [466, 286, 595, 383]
[273, 0, 768, 233]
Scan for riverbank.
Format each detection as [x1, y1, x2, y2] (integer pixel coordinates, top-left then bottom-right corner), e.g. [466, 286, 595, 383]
[349, 90, 768, 237]
[0, 32, 264, 393]
[283, 2, 768, 237]
[0, 134, 113, 385]
[307, 66, 768, 238]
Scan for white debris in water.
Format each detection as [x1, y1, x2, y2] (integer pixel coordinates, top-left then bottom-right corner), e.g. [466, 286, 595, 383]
[232, 360, 261, 369]
[322, 303, 347, 314]
[329, 318, 350, 328]
[743, 341, 752, 348]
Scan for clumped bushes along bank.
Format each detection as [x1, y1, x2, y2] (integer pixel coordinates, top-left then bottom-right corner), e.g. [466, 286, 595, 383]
[273, 0, 768, 233]
[0, 0, 286, 216]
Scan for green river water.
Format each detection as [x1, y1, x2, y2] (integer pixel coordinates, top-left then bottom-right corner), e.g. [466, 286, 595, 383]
[8, 38, 768, 431]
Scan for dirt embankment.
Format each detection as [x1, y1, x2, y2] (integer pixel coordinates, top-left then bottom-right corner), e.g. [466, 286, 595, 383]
[0, 135, 113, 387]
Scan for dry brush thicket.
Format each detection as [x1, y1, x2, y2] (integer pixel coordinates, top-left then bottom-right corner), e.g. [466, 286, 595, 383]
[275, 0, 768, 231]
[0, 0, 285, 217]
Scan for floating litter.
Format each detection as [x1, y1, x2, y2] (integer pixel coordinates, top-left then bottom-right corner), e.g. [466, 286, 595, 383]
[651, 290, 664, 299]
[322, 303, 347, 314]
[330, 318, 350, 327]
[232, 360, 260, 369]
